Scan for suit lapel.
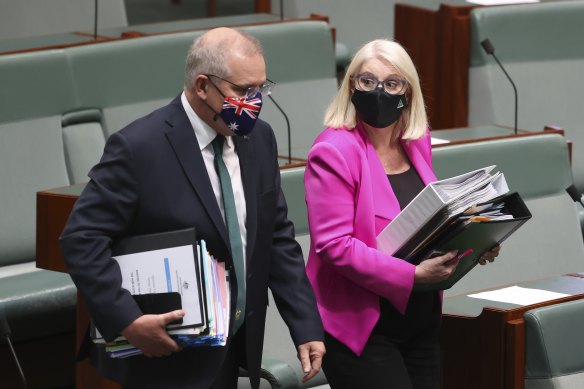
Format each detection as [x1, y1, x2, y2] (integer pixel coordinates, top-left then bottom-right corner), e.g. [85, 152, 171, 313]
[358, 125, 401, 234]
[233, 135, 257, 267]
[163, 100, 229, 247]
[401, 137, 437, 186]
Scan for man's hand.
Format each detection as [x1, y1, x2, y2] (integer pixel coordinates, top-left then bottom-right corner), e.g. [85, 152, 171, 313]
[121, 309, 185, 357]
[414, 250, 459, 284]
[297, 341, 326, 383]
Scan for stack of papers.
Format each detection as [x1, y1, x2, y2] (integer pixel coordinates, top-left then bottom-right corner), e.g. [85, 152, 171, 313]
[377, 166, 508, 256]
[91, 237, 230, 358]
[375, 166, 532, 291]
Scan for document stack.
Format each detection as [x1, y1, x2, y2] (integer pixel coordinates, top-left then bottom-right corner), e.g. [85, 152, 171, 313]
[377, 166, 532, 291]
[91, 228, 231, 358]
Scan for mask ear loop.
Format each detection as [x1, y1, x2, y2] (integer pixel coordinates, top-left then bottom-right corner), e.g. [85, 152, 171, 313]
[204, 77, 226, 121]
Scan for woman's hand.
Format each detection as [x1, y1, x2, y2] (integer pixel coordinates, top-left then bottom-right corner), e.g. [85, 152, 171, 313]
[478, 244, 501, 265]
[414, 250, 459, 284]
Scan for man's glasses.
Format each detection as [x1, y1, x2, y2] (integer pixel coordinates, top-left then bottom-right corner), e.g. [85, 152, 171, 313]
[353, 72, 408, 95]
[206, 74, 275, 99]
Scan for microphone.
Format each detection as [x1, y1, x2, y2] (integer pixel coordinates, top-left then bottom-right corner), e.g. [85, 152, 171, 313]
[93, 0, 99, 40]
[279, 0, 284, 21]
[566, 184, 584, 207]
[480, 38, 518, 135]
[1, 311, 27, 388]
[267, 94, 292, 165]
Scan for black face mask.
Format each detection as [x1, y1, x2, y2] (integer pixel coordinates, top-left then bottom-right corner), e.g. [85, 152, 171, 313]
[351, 88, 407, 128]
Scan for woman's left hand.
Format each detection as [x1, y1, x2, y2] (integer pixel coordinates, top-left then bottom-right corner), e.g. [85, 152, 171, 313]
[479, 244, 501, 265]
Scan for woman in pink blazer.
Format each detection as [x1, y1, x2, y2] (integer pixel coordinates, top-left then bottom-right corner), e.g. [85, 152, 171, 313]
[304, 40, 499, 389]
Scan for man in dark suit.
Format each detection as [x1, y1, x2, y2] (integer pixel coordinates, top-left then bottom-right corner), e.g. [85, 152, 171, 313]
[60, 27, 325, 389]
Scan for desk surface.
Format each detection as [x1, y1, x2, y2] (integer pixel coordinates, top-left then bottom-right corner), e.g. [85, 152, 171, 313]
[399, 0, 573, 11]
[443, 275, 584, 317]
[432, 125, 515, 142]
[86, 13, 280, 37]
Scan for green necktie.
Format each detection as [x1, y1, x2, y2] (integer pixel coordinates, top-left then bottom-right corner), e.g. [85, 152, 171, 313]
[212, 135, 245, 334]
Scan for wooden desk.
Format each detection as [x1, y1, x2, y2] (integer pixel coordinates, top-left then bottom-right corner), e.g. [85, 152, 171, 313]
[441, 275, 584, 388]
[395, 1, 474, 130]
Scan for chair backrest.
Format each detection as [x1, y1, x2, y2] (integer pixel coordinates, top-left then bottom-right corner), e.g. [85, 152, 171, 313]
[63, 20, 336, 156]
[467, 1, 584, 193]
[524, 298, 584, 389]
[433, 134, 584, 296]
[0, 50, 72, 266]
[280, 166, 309, 236]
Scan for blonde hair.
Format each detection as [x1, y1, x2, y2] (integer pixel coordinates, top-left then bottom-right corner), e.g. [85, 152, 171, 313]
[324, 39, 428, 140]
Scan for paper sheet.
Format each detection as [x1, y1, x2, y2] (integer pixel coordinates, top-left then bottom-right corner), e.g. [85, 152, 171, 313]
[431, 137, 450, 145]
[115, 245, 203, 328]
[467, 0, 539, 5]
[468, 285, 570, 306]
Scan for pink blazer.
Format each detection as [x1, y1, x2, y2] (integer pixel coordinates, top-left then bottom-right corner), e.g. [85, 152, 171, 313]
[304, 123, 437, 356]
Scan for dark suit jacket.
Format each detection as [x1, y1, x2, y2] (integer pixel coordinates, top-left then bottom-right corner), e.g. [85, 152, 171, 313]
[60, 95, 323, 389]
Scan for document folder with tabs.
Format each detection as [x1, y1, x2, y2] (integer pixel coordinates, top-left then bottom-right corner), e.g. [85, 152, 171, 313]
[111, 227, 205, 330]
[376, 166, 532, 291]
[90, 228, 231, 358]
[405, 192, 531, 291]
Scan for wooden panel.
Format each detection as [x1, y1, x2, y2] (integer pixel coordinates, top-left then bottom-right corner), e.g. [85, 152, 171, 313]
[394, 4, 439, 126]
[435, 5, 474, 129]
[506, 318, 526, 389]
[254, 0, 270, 13]
[36, 191, 79, 273]
[394, 3, 474, 130]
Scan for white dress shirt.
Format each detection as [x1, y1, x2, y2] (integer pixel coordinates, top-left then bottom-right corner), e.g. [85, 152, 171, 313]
[181, 92, 247, 272]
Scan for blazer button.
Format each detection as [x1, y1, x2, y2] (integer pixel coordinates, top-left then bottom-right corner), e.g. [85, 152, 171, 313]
[247, 273, 252, 280]
[247, 310, 254, 318]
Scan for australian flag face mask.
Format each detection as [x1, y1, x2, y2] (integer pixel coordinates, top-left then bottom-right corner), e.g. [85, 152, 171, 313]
[217, 91, 263, 136]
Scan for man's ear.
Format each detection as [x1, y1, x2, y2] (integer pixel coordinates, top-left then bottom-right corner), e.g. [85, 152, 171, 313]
[194, 75, 208, 99]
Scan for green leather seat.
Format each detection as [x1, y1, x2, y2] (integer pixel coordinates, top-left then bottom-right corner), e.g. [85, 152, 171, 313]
[0, 51, 77, 350]
[524, 299, 584, 388]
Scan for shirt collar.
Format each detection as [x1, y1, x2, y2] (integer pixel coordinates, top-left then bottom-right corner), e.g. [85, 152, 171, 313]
[180, 91, 234, 151]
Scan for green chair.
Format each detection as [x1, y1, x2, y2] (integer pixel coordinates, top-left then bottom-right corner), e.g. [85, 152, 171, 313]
[524, 298, 584, 388]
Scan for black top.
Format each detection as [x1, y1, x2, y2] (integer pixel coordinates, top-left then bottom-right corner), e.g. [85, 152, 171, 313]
[387, 166, 425, 210]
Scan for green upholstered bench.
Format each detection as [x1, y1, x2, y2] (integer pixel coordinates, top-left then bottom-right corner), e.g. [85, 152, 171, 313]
[433, 133, 584, 297]
[0, 49, 78, 338]
[466, 2, 584, 232]
[60, 19, 336, 170]
[524, 298, 584, 388]
[0, 50, 78, 386]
